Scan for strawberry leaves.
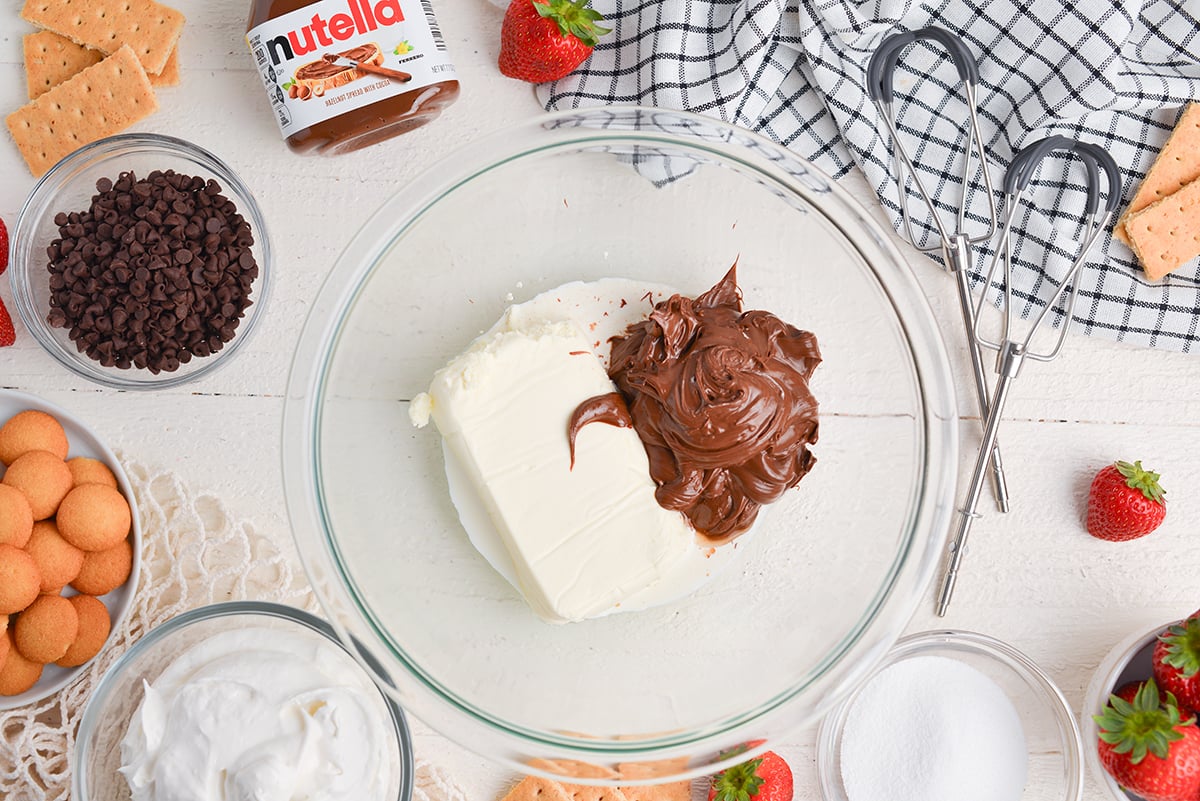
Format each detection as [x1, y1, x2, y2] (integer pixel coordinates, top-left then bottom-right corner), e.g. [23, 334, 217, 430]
[1096, 678, 1194, 763]
[1116, 460, 1166, 503]
[709, 758, 765, 801]
[1160, 618, 1200, 680]
[531, 0, 610, 47]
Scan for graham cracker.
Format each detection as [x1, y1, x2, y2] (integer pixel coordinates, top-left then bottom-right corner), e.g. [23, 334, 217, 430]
[5, 45, 158, 178]
[616, 759, 689, 781]
[24, 33, 178, 98]
[1115, 103, 1200, 244]
[501, 776, 573, 801]
[617, 759, 691, 801]
[617, 782, 690, 801]
[529, 759, 621, 781]
[558, 782, 629, 801]
[21, 0, 185, 76]
[151, 44, 180, 87]
[1123, 175, 1200, 280]
[24, 31, 103, 100]
[523, 760, 630, 801]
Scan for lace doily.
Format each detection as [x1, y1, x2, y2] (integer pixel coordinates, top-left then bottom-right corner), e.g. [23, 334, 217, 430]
[0, 460, 469, 801]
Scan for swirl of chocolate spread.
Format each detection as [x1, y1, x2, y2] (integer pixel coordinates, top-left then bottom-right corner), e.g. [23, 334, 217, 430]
[570, 265, 821, 540]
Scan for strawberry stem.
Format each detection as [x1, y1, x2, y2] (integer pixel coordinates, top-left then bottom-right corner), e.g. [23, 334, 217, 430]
[1116, 460, 1166, 503]
[710, 757, 764, 801]
[532, 0, 611, 47]
[1161, 618, 1200, 678]
[1095, 678, 1193, 763]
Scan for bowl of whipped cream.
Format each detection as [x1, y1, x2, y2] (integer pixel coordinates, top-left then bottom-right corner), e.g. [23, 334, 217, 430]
[282, 106, 959, 781]
[72, 601, 413, 801]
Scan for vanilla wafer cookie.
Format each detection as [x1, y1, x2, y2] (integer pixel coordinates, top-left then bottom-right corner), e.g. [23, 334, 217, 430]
[1124, 175, 1200, 280]
[21, 0, 184, 76]
[1116, 104, 1200, 245]
[5, 45, 157, 178]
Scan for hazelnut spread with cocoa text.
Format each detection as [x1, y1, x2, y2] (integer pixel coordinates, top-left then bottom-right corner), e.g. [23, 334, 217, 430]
[246, 0, 458, 155]
[571, 266, 821, 540]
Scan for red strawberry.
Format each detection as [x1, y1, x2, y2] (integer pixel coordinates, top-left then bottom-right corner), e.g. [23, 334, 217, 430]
[1154, 612, 1200, 715]
[498, 0, 610, 83]
[0, 297, 15, 347]
[708, 744, 793, 801]
[1086, 460, 1166, 541]
[1096, 678, 1200, 801]
[0, 217, 9, 275]
[1116, 680, 1148, 705]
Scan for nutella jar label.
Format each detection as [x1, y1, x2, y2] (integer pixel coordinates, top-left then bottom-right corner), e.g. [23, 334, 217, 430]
[246, 0, 456, 138]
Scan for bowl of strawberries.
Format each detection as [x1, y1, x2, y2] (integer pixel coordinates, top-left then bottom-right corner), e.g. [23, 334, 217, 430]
[1085, 610, 1200, 801]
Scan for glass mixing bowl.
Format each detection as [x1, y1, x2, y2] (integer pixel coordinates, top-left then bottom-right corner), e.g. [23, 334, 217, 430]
[282, 107, 958, 781]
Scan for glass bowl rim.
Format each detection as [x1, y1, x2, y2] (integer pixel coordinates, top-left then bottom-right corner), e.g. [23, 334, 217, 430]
[815, 628, 1085, 801]
[1081, 617, 1181, 801]
[7, 132, 273, 390]
[280, 105, 958, 777]
[71, 600, 416, 801]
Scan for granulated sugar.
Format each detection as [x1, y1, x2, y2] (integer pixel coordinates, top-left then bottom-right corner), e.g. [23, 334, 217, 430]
[839, 654, 1027, 801]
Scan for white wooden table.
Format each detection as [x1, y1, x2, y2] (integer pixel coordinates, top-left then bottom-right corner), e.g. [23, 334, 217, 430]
[2, 1, 1197, 798]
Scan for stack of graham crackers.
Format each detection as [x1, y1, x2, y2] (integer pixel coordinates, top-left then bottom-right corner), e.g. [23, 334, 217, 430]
[1116, 103, 1200, 281]
[5, 0, 186, 177]
[499, 758, 692, 801]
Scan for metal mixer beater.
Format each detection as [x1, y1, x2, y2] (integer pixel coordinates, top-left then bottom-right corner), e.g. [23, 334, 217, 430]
[936, 135, 1122, 615]
[867, 27, 1010, 512]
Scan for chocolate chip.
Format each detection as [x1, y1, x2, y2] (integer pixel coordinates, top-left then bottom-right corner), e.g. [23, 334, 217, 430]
[44, 170, 259, 374]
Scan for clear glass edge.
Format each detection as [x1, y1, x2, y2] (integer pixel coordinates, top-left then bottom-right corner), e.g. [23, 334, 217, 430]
[815, 628, 1085, 801]
[1081, 619, 1181, 801]
[280, 106, 959, 782]
[71, 599, 416, 801]
[8, 133, 274, 391]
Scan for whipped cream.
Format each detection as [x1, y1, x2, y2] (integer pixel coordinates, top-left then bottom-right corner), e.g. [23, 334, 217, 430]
[119, 625, 398, 801]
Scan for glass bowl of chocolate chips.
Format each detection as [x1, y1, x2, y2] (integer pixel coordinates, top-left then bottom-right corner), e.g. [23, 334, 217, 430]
[9, 133, 271, 389]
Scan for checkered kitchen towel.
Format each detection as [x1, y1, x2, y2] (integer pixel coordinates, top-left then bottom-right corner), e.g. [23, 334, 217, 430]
[536, 1, 1200, 352]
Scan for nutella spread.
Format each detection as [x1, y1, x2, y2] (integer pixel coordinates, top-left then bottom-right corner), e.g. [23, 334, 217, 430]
[574, 266, 821, 540]
[568, 391, 632, 469]
[246, 0, 458, 155]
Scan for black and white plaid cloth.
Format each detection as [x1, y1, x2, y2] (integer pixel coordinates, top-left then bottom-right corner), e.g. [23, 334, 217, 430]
[535, 1, 1200, 352]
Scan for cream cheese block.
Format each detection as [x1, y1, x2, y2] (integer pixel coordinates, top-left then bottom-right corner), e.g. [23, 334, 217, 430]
[411, 309, 695, 623]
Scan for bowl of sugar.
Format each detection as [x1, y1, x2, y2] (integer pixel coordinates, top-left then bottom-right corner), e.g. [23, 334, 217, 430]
[817, 629, 1084, 801]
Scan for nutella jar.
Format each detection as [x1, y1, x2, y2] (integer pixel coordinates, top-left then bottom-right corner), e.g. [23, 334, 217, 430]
[246, 0, 459, 155]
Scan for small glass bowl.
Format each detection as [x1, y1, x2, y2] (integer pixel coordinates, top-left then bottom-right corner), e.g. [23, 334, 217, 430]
[8, 134, 272, 389]
[0, 389, 142, 711]
[1082, 618, 1178, 801]
[817, 630, 1084, 801]
[73, 601, 414, 801]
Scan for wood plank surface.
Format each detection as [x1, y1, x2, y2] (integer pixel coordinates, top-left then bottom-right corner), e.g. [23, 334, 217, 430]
[2, 1, 1197, 800]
